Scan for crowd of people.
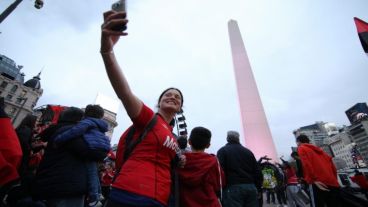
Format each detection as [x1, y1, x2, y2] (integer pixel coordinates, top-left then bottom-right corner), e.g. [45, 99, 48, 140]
[2, 8, 368, 207]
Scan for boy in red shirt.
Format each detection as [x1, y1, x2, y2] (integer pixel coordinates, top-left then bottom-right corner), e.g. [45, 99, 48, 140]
[177, 127, 225, 207]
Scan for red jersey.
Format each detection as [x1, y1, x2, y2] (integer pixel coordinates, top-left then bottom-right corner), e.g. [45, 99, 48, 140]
[297, 143, 339, 187]
[177, 152, 225, 207]
[0, 117, 22, 185]
[113, 104, 179, 205]
[284, 166, 298, 185]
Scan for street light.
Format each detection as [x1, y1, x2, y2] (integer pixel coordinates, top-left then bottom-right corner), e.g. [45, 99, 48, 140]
[34, 0, 44, 9]
[0, 0, 45, 24]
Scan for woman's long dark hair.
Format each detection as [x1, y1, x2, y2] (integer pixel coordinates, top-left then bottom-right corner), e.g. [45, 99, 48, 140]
[157, 87, 187, 136]
[17, 114, 37, 130]
[157, 87, 184, 107]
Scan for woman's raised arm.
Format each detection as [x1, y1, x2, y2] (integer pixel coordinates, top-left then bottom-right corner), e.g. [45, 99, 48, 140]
[100, 11, 142, 119]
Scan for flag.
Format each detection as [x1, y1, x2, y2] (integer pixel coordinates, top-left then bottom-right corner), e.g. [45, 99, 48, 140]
[354, 17, 368, 55]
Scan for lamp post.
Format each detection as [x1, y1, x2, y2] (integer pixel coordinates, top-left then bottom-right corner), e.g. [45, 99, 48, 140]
[0, 0, 44, 24]
[0, 0, 23, 24]
[12, 97, 28, 125]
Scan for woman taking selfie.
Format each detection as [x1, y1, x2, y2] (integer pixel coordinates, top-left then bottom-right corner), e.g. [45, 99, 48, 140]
[100, 9, 185, 207]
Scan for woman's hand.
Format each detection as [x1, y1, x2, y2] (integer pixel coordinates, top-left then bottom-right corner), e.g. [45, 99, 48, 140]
[100, 10, 128, 53]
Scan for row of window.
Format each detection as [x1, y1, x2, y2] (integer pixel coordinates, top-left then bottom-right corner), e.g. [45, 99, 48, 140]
[1, 80, 28, 96]
[1, 93, 26, 104]
[0, 56, 16, 66]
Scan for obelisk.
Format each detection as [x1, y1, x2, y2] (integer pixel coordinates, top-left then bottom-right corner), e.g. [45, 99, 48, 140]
[228, 20, 278, 161]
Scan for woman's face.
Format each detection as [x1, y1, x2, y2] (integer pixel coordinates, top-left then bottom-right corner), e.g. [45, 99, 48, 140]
[159, 89, 182, 113]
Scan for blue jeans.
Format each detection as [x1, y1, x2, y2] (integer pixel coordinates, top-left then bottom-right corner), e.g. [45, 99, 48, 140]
[223, 184, 258, 207]
[86, 162, 101, 202]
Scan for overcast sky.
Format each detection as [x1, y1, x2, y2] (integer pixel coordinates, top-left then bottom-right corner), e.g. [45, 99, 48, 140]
[1, 0, 368, 160]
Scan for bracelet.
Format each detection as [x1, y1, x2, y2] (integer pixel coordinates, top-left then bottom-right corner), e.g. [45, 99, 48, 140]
[100, 50, 114, 55]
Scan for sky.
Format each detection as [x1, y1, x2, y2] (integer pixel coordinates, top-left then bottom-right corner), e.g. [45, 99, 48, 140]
[1, 0, 368, 160]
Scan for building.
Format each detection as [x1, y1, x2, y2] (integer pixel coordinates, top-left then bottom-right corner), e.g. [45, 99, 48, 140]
[324, 131, 356, 169]
[0, 54, 43, 127]
[348, 119, 368, 164]
[345, 103, 368, 124]
[93, 93, 119, 140]
[101, 108, 118, 140]
[293, 121, 339, 147]
[228, 20, 278, 160]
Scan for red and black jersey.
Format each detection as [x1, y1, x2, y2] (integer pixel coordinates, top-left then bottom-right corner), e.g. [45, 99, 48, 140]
[113, 104, 179, 206]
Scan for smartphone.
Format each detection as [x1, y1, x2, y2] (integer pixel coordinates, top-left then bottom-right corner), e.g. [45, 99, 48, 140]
[111, 0, 127, 31]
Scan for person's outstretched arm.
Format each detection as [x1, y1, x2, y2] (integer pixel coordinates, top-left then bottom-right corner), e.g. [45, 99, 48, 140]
[100, 10, 142, 119]
[53, 120, 89, 146]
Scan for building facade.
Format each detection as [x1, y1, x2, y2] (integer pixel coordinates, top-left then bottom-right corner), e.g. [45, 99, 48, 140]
[324, 131, 356, 169]
[101, 109, 118, 140]
[348, 119, 368, 164]
[293, 121, 339, 147]
[0, 54, 43, 127]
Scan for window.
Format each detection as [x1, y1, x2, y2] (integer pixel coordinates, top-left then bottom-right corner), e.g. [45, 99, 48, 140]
[15, 97, 22, 104]
[16, 97, 27, 105]
[9, 107, 16, 116]
[20, 90, 27, 97]
[10, 85, 18, 93]
[6, 94, 13, 101]
[0, 81, 8, 89]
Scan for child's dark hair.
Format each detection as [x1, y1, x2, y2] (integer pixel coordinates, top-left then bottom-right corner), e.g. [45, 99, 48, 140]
[58, 107, 84, 124]
[189, 126, 211, 150]
[296, 134, 310, 143]
[85, 104, 104, 119]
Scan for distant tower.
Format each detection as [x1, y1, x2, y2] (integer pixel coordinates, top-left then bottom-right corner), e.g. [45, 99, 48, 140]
[228, 20, 278, 160]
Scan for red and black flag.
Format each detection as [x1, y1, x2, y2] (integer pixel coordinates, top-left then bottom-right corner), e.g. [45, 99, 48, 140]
[354, 17, 368, 55]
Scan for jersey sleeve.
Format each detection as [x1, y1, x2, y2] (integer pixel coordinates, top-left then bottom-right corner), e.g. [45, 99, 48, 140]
[131, 104, 154, 130]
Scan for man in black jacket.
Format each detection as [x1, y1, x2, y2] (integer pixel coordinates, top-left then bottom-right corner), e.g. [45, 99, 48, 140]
[217, 131, 262, 207]
[32, 107, 90, 207]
